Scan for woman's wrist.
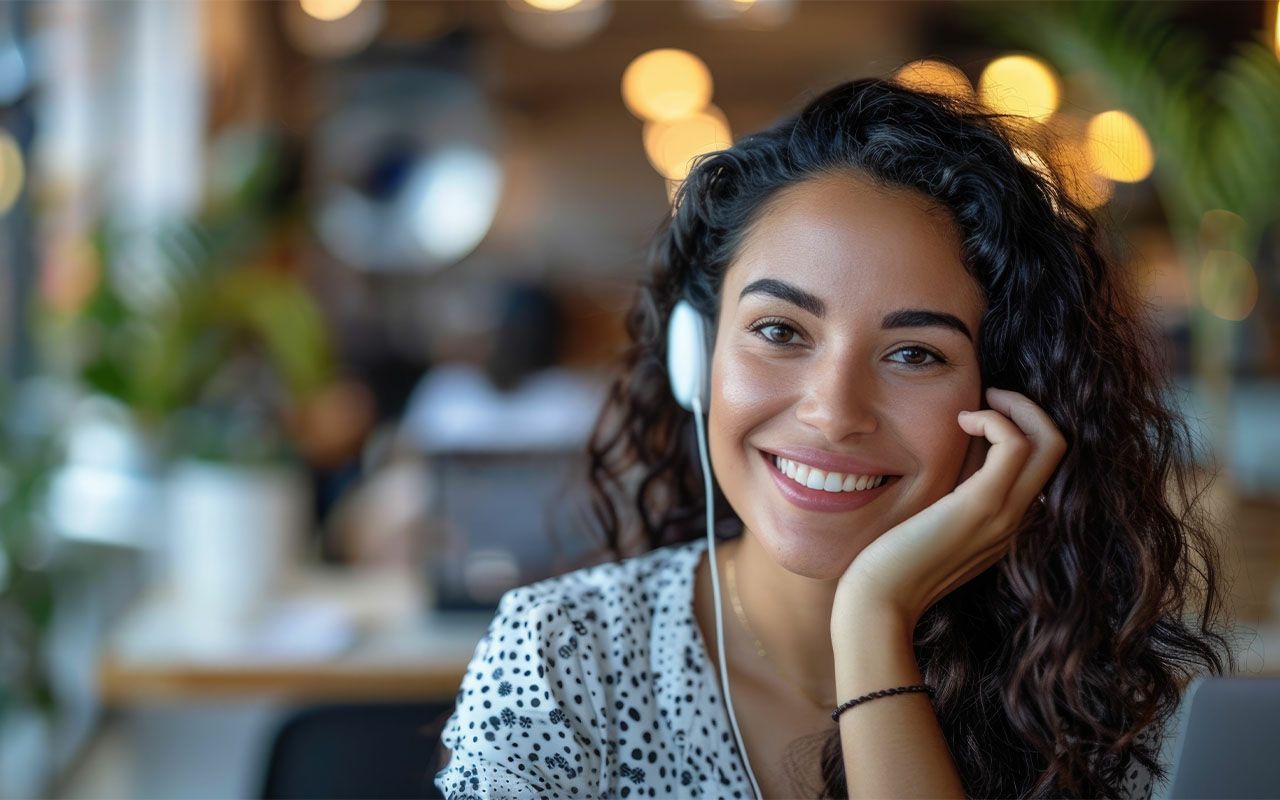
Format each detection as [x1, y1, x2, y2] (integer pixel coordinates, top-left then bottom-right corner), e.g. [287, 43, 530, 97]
[830, 590, 916, 652]
[831, 595, 921, 699]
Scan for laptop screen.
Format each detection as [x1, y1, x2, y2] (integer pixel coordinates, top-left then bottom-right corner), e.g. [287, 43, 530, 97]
[423, 449, 604, 612]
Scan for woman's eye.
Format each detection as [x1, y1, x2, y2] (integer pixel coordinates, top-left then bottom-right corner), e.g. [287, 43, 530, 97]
[887, 346, 946, 368]
[748, 321, 799, 345]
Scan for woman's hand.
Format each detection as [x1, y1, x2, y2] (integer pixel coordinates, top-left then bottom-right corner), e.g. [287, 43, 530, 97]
[831, 386, 1068, 635]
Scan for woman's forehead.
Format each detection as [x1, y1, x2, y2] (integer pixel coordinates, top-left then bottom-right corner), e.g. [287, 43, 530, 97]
[724, 175, 982, 320]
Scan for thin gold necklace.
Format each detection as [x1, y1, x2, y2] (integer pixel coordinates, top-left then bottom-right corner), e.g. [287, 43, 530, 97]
[725, 554, 836, 709]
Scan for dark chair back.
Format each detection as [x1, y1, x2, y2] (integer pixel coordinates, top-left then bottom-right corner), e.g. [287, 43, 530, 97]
[260, 701, 456, 800]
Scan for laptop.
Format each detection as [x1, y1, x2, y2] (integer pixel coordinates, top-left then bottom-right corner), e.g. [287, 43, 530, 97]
[422, 448, 605, 613]
[1155, 675, 1280, 799]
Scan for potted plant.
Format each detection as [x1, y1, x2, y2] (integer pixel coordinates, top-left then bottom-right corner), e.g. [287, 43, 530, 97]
[41, 130, 337, 648]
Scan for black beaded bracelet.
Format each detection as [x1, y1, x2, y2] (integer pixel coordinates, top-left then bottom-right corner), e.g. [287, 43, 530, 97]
[831, 683, 936, 722]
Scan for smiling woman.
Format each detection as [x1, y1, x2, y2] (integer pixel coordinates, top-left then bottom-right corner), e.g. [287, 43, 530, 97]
[433, 78, 1237, 799]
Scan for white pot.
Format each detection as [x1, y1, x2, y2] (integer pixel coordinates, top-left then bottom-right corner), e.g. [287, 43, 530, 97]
[164, 460, 311, 652]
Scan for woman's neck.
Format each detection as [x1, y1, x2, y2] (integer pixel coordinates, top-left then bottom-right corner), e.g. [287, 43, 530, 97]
[720, 532, 840, 707]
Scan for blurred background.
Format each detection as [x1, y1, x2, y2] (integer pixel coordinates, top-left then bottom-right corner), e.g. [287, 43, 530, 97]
[0, 1, 1278, 798]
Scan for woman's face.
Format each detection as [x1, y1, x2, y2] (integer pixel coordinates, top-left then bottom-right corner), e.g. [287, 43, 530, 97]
[708, 171, 986, 579]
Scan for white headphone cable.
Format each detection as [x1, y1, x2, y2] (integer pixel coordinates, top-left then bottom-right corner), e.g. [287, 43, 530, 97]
[691, 394, 764, 800]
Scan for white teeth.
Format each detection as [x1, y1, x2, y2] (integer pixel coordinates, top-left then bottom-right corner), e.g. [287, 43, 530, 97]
[772, 455, 888, 494]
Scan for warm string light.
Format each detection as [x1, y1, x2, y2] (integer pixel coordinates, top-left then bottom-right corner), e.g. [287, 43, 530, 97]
[621, 48, 731, 210]
[894, 59, 974, 101]
[978, 54, 1060, 122]
[1085, 110, 1154, 182]
[521, 0, 585, 9]
[621, 49, 714, 123]
[298, 0, 362, 23]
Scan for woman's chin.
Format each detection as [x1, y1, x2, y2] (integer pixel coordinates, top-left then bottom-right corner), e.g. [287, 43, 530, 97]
[748, 521, 867, 581]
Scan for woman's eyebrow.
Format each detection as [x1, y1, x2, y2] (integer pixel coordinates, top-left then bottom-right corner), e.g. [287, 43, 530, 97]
[882, 308, 973, 341]
[738, 278, 826, 317]
[739, 278, 972, 341]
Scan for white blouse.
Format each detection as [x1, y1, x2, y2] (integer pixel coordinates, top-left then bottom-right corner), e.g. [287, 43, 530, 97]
[434, 537, 1157, 799]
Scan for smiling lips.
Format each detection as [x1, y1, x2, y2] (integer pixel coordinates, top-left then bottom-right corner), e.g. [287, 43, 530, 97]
[759, 449, 897, 513]
[771, 454, 887, 493]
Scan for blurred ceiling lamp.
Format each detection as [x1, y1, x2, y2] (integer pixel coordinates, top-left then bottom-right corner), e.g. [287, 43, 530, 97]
[894, 59, 974, 101]
[622, 49, 714, 123]
[1084, 110, 1154, 182]
[283, 0, 383, 59]
[312, 69, 504, 273]
[0, 128, 22, 215]
[1199, 249, 1258, 321]
[689, 0, 796, 30]
[523, 0, 585, 9]
[300, 0, 363, 22]
[643, 104, 732, 180]
[501, 0, 610, 49]
[978, 54, 1060, 122]
[403, 146, 503, 262]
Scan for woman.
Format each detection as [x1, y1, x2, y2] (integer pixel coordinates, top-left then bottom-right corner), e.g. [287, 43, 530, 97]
[434, 77, 1237, 798]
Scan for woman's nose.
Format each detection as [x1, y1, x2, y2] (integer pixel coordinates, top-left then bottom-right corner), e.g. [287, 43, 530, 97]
[793, 357, 880, 441]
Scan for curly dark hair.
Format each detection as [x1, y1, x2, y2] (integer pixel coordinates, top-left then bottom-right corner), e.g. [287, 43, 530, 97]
[578, 77, 1239, 798]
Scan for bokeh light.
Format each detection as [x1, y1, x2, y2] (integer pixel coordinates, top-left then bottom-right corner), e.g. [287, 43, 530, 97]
[643, 105, 732, 181]
[1200, 249, 1259, 321]
[978, 54, 1060, 122]
[1044, 120, 1115, 210]
[299, 0, 363, 23]
[621, 49, 714, 123]
[284, 0, 383, 57]
[501, 0, 610, 48]
[894, 59, 974, 101]
[1085, 110, 1155, 182]
[522, 0, 584, 10]
[0, 128, 23, 215]
[1274, 0, 1280, 59]
[1200, 209, 1248, 252]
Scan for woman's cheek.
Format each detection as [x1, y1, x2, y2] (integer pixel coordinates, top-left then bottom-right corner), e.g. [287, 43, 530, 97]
[708, 352, 783, 481]
[894, 391, 974, 489]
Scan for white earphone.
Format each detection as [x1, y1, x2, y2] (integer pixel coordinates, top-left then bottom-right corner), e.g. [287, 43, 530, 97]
[666, 298, 764, 800]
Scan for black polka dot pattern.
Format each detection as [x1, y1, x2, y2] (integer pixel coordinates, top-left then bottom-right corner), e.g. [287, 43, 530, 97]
[435, 537, 753, 799]
[1117, 726, 1157, 800]
[434, 536, 1162, 800]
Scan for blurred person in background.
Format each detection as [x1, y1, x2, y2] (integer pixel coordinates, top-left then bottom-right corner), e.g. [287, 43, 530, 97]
[323, 281, 603, 567]
[433, 78, 1236, 799]
[400, 281, 604, 454]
